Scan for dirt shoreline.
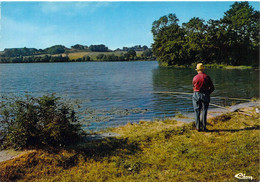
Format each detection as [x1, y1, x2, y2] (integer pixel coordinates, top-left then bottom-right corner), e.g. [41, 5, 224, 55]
[0, 150, 36, 163]
[0, 101, 258, 163]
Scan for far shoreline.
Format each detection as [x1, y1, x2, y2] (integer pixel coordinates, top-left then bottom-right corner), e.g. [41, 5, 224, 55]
[159, 63, 257, 70]
[0, 60, 257, 70]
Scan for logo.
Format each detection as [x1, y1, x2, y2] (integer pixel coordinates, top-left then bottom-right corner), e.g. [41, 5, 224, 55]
[235, 173, 253, 180]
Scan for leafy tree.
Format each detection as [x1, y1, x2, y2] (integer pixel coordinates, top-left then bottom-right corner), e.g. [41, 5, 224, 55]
[152, 14, 187, 66]
[120, 45, 149, 51]
[204, 19, 229, 64]
[89, 44, 109, 52]
[142, 45, 149, 50]
[182, 17, 208, 63]
[183, 17, 206, 33]
[83, 55, 91, 61]
[127, 49, 136, 60]
[142, 49, 153, 58]
[124, 52, 131, 60]
[96, 54, 105, 60]
[71, 44, 85, 50]
[151, 13, 179, 37]
[220, 1, 259, 65]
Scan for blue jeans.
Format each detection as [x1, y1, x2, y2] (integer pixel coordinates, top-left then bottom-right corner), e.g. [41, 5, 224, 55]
[192, 92, 210, 131]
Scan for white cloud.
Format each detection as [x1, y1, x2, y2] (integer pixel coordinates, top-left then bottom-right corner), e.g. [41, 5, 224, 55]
[40, 2, 112, 15]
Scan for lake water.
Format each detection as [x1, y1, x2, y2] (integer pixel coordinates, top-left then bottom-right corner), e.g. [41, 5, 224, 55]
[0, 61, 258, 131]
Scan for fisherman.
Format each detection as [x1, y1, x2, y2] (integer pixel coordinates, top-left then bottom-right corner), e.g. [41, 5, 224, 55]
[192, 63, 215, 132]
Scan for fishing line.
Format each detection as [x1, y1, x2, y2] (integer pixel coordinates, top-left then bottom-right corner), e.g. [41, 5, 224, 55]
[176, 95, 230, 110]
[153, 91, 251, 101]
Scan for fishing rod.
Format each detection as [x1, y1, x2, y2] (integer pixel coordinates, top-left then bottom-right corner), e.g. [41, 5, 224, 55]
[153, 91, 251, 102]
[208, 103, 229, 110]
[174, 95, 230, 110]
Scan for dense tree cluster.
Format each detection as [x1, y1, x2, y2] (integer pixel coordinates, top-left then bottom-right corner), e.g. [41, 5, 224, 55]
[71, 44, 88, 50]
[89, 44, 110, 52]
[95, 49, 154, 62]
[44, 45, 67, 55]
[96, 54, 125, 61]
[2, 45, 67, 57]
[0, 51, 154, 63]
[152, 2, 259, 66]
[115, 45, 149, 51]
[71, 44, 110, 52]
[3, 48, 40, 57]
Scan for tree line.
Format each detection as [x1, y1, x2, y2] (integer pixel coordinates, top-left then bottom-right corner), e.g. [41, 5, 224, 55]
[115, 45, 149, 52]
[152, 2, 259, 67]
[0, 44, 154, 63]
[0, 49, 154, 63]
[1, 44, 110, 58]
[2, 45, 67, 57]
[95, 49, 154, 62]
[1, 44, 151, 58]
[0, 55, 70, 63]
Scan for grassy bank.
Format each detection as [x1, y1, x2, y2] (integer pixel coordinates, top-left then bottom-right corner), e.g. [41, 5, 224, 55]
[203, 64, 253, 70]
[0, 107, 259, 181]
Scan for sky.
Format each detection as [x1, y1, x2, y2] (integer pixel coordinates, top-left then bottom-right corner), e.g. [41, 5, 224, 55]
[0, 1, 259, 51]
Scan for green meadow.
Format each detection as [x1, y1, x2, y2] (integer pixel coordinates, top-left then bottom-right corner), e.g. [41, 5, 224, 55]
[63, 51, 144, 61]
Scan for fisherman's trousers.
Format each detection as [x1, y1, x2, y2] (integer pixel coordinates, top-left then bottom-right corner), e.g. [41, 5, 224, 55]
[192, 92, 210, 131]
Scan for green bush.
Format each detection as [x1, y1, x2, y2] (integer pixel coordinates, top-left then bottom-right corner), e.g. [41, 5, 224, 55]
[0, 94, 83, 150]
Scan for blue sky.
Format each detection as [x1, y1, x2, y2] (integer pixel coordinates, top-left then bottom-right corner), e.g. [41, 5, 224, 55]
[0, 1, 259, 51]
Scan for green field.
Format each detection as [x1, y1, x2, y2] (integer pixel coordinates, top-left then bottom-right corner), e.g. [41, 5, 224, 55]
[21, 50, 144, 61]
[61, 51, 144, 60]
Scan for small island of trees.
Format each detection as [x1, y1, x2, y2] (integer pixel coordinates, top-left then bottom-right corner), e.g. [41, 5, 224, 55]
[152, 2, 259, 67]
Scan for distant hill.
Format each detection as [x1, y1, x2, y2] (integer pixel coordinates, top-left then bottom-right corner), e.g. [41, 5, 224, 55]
[0, 44, 154, 63]
[1, 44, 151, 58]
